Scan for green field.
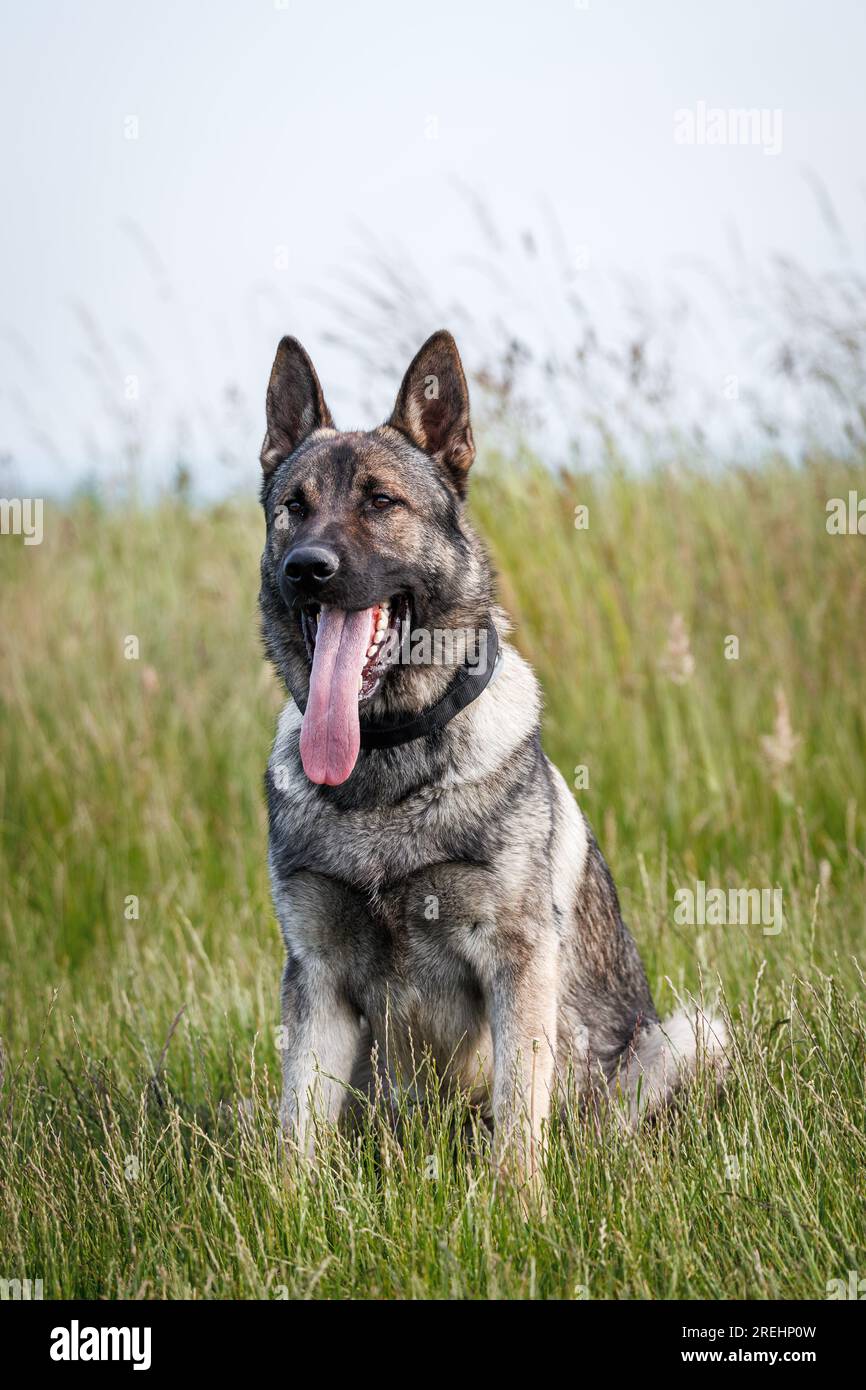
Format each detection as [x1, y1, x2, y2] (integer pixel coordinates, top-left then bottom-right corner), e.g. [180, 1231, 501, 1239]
[1, 455, 865, 1299]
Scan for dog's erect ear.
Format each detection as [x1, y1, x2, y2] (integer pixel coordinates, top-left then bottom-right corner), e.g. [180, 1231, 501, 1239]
[261, 336, 334, 476]
[388, 330, 475, 495]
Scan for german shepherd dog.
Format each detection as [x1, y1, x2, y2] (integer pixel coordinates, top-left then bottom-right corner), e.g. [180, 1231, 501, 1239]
[259, 331, 727, 1182]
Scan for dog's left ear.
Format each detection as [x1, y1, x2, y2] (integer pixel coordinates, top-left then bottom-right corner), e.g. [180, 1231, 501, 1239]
[388, 330, 475, 495]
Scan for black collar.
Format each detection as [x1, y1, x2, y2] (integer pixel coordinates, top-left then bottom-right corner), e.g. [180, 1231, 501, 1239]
[291, 622, 501, 752]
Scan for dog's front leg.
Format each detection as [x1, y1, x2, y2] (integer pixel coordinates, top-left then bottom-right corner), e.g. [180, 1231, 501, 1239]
[279, 955, 362, 1159]
[487, 937, 558, 1189]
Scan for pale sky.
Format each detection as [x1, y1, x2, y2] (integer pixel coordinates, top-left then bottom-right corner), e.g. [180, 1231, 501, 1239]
[1, 0, 864, 495]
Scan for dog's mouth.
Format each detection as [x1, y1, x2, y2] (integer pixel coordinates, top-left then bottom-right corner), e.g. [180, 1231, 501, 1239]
[297, 596, 409, 786]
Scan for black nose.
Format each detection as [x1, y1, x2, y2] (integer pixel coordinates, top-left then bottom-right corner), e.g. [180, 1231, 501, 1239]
[282, 544, 340, 588]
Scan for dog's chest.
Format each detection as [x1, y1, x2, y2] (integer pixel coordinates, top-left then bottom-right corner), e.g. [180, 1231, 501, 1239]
[278, 783, 488, 895]
[347, 869, 499, 1085]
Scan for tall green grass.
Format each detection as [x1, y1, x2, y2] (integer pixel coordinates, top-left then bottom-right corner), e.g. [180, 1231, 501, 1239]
[1, 456, 865, 1298]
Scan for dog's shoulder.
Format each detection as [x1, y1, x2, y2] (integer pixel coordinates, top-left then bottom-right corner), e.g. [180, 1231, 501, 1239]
[266, 699, 311, 813]
[446, 635, 541, 783]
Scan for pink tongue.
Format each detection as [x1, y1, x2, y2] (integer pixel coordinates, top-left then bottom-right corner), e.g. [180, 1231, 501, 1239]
[299, 606, 375, 785]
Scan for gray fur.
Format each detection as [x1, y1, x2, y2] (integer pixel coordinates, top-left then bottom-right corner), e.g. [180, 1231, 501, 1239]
[259, 332, 728, 1177]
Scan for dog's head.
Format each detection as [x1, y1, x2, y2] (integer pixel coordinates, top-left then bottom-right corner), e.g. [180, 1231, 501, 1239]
[259, 331, 493, 786]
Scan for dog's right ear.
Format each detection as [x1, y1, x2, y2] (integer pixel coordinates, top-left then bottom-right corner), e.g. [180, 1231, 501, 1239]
[261, 337, 334, 476]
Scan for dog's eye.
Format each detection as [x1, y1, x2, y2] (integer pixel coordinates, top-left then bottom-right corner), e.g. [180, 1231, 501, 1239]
[370, 493, 395, 511]
[286, 500, 305, 516]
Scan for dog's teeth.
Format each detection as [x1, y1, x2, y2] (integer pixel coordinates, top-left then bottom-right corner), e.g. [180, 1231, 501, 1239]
[375, 615, 388, 633]
[367, 645, 377, 658]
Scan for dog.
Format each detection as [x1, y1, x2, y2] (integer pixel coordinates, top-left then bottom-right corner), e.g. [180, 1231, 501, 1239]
[259, 330, 727, 1180]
